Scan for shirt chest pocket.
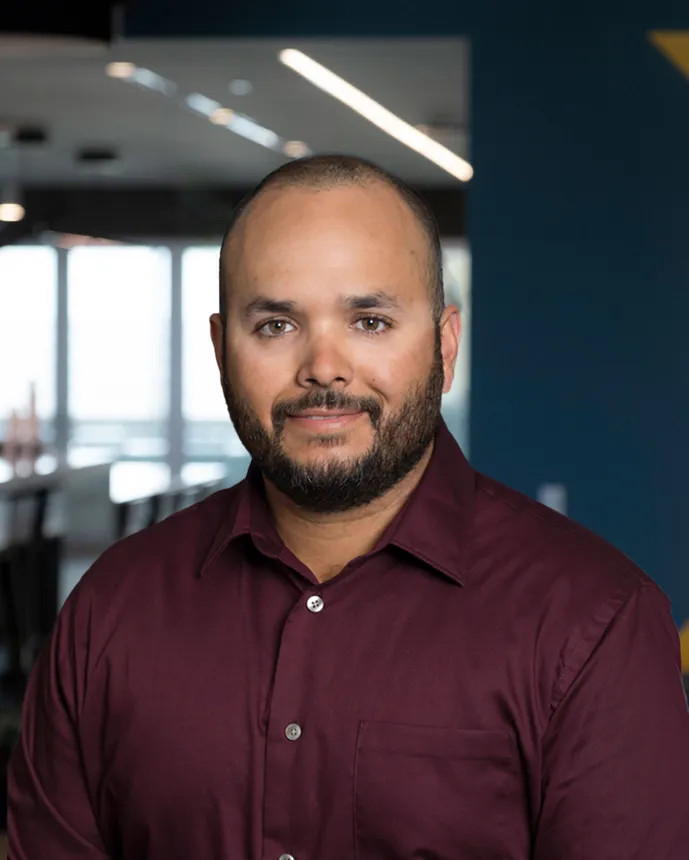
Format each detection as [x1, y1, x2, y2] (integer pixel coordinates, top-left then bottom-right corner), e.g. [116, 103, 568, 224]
[354, 721, 522, 860]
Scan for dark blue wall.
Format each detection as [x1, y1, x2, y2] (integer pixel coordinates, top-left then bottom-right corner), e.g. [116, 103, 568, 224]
[127, 3, 689, 622]
[470, 28, 689, 625]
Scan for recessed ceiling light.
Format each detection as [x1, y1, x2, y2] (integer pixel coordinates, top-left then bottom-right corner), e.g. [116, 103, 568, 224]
[229, 79, 253, 96]
[283, 140, 310, 158]
[278, 49, 473, 182]
[210, 108, 236, 125]
[106, 61, 136, 79]
[0, 202, 25, 223]
[0, 184, 24, 222]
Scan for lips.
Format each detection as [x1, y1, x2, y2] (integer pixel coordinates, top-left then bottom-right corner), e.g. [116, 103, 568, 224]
[292, 410, 361, 419]
[286, 409, 364, 430]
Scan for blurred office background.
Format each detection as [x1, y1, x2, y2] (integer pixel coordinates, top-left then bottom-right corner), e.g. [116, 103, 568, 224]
[2, 0, 689, 844]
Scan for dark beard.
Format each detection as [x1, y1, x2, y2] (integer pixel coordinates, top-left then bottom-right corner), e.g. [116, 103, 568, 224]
[220, 329, 445, 514]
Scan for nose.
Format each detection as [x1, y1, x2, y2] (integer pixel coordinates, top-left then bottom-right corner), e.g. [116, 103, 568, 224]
[296, 330, 353, 389]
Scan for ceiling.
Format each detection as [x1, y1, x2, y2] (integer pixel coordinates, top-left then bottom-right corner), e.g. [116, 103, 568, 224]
[0, 37, 469, 189]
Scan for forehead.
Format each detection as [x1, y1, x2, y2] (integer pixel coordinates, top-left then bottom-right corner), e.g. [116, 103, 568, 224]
[224, 183, 430, 305]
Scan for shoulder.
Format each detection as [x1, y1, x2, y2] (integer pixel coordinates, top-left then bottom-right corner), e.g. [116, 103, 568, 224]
[41, 484, 246, 697]
[472, 471, 653, 601]
[63, 485, 241, 623]
[470, 473, 671, 710]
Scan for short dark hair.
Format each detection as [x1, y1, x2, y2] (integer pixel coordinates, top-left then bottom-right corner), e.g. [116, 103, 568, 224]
[218, 154, 444, 322]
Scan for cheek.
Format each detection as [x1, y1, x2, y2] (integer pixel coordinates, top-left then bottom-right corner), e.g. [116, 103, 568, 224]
[227, 346, 293, 418]
[364, 342, 429, 395]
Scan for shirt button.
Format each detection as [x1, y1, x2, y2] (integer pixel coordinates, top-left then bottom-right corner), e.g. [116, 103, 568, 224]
[285, 723, 302, 741]
[306, 595, 324, 613]
[278, 855, 295, 860]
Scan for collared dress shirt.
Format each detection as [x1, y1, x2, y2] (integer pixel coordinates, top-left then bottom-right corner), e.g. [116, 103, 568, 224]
[8, 420, 689, 859]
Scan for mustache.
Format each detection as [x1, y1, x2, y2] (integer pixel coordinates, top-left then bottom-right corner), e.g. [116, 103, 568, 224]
[273, 390, 382, 427]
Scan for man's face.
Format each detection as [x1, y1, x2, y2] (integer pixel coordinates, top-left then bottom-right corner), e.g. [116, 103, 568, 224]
[211, 182, 460, 514]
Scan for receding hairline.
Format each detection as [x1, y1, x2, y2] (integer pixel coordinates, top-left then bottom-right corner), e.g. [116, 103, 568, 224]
[222, 172, 421, 265]
[219, 154, 444, 320]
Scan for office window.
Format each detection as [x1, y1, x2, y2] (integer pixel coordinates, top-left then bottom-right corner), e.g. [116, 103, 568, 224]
[182, 247, 248, 461]
[68, 246, 171, 459]
[0, 246, 57, 435]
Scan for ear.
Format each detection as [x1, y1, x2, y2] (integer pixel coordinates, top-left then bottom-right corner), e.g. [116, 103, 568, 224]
[439, 305, 461, 394]
[209, 313, 226, 375]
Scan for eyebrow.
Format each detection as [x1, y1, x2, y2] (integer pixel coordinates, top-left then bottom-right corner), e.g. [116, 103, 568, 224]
[343, 291, 403, 312]
[241, 290, 403, 319]
[242, 297, 296, 318]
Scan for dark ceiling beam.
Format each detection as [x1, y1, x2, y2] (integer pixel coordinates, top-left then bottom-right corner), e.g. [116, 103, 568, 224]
[0, 0, 121, 44]
[2, 186, 465, 245]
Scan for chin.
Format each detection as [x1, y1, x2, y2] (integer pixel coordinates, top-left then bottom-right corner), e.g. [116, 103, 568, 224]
[288, 437, 353, 457]
[290, 432, 371, 462]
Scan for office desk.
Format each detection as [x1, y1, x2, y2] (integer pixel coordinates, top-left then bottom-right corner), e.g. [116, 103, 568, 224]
[0, 454, 113, 551]
[0, 455, 236, 609]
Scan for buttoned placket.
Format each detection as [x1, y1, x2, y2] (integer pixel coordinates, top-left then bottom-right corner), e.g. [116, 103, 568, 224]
[261, 590, 326, 860]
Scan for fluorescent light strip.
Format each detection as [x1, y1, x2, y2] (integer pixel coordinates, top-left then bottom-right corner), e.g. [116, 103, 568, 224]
[107, 62, 177, 97]
[185, 91, 310, 157]
[228, 114, 282, 149]
[107, 62, 312, 159]
[130, 67, 176, 96]
[278, 49, 473, 182]
[186, 93, 282, 150]
[185, 93, 222, 117]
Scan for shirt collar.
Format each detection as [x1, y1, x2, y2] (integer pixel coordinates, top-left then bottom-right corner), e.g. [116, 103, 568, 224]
[382, 418, 474, 586]
[198, 459, 283, 577]
[199, 417, 475, 586]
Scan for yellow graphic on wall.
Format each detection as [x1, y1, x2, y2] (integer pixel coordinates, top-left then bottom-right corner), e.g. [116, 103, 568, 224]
[649, 31, 689, 81]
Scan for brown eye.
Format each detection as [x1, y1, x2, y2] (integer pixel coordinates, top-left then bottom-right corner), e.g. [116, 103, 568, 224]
[258, 319, 295, 337]
[356, 316, 388, 334]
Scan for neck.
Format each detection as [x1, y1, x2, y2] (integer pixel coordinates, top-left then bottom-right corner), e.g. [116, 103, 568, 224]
[263, 442, 435, 583]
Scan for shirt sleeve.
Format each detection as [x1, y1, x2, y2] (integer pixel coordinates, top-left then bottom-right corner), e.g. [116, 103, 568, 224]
[533, 580, 689, 860]
[7, 581, 110, 859]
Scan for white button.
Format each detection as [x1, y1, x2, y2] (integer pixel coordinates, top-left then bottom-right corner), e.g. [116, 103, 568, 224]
[285, 723, 302, 741]
[278, 855, 295, 860]
[306, 595, 324, 613]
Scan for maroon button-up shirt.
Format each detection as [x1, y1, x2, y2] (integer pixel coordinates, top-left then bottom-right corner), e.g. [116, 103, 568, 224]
[9, 420, 689, 859]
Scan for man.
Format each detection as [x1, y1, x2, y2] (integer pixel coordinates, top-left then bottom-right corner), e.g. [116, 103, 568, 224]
[8, 155, 689, 859]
